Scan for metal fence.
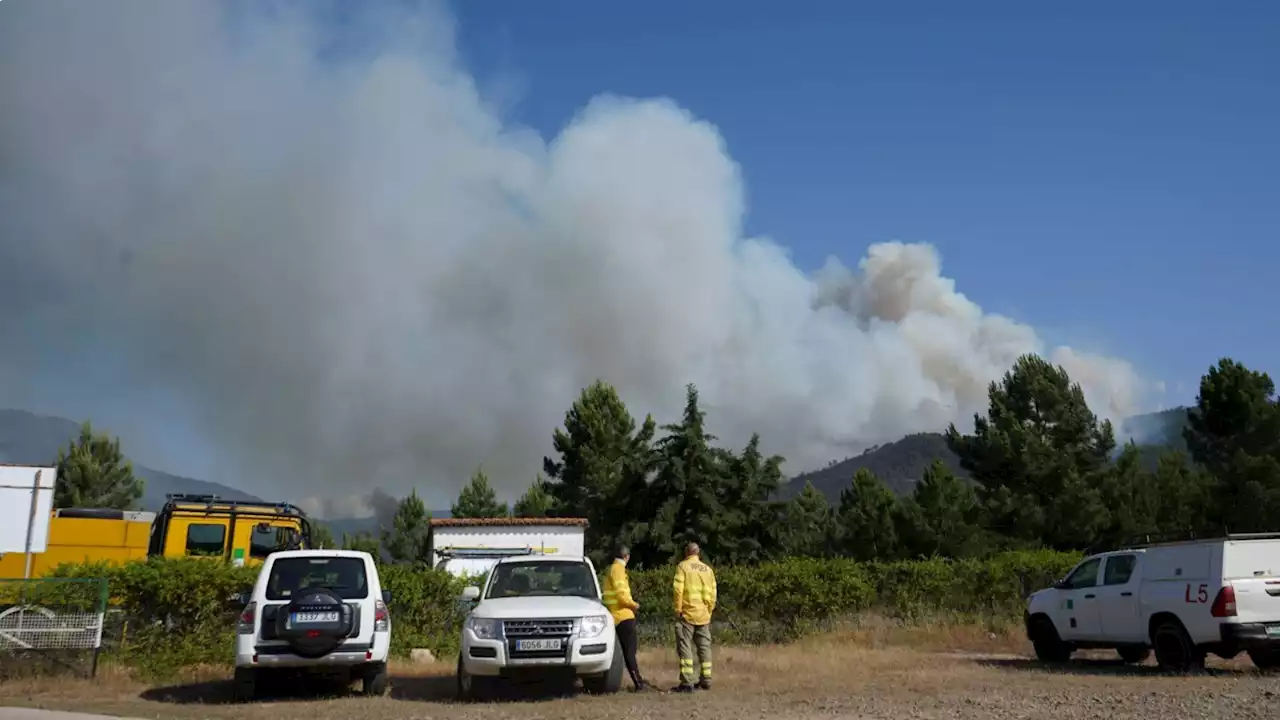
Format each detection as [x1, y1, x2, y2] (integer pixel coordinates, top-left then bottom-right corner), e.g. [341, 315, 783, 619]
[0, 577, 110, 678]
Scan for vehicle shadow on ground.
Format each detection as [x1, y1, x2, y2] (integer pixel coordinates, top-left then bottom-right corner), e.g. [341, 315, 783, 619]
[139, 677, 364, 705]
[390, 675, 579, 704]
[139, 674, 581, 706]
[975, 657, 1257, 678]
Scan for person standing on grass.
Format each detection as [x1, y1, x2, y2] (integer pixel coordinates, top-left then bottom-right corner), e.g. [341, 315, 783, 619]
[672, 541, 716, 692]
[603, 543, 651, 691]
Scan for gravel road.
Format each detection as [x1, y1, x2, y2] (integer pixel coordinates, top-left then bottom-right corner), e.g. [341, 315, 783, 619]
[5, 645, 1280, 719]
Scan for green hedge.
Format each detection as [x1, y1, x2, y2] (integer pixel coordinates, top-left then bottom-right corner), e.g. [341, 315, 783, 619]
[18, 550, 1078, 677]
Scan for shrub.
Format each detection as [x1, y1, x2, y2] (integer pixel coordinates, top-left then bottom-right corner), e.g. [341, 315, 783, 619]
[22, 550, 1079, 677]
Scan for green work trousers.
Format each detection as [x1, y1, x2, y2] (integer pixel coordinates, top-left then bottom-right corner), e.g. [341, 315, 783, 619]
[675, 618, 712, 686]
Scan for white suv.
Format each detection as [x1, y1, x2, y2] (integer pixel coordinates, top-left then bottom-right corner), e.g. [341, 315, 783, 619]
[234, 550, 392, 701]
[456, 554, 622, 700]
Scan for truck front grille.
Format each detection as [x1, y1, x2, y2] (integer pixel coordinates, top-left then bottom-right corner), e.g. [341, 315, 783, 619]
[503, 618, 574, 660]
[503, 619, 575, 637]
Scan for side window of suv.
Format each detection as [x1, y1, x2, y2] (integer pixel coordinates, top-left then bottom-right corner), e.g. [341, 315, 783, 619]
[1063, 557, 1101, 589]
[186, 523, 226, 556]
[249, 525, 278, 559]
[1103, 554, 1138, 586]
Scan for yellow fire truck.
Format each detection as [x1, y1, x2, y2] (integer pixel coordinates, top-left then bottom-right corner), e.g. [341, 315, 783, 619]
[0, 494, 313, 578]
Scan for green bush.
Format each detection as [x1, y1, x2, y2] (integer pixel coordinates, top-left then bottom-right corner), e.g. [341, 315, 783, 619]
[25, 550, 1079, 677]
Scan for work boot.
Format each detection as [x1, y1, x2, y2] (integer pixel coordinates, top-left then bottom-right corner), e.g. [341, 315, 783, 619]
[671, 683, 695, 693]
[697, 678, 712, 691]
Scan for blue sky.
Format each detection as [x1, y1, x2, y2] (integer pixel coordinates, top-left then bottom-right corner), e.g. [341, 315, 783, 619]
[450, 0, 1279, 401]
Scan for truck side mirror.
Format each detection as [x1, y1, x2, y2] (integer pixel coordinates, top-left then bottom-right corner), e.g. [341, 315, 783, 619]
[460, 586, 480, 601]
[382, 590, 393, 604]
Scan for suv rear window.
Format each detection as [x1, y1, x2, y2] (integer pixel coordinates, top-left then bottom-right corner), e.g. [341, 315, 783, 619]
[266, 557, 369, 601]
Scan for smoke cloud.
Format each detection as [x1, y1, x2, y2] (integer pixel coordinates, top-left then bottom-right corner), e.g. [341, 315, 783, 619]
[0, 1, 1158, 513]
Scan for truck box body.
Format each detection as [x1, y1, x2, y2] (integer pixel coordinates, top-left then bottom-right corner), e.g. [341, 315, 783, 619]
[0, 509, 153, 577]
[427, 518, 589, 578]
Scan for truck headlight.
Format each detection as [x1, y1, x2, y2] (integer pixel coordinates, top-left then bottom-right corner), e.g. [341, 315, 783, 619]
[579, 614, 608, 639]
[466, 617, 502, 640]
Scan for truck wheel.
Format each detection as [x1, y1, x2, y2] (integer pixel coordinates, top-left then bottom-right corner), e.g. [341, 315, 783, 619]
[1030, 617, 1071, 663]
[232, 667, 257, 703]
[582, 646, 624, 694]
[456, 655, 496, 702]
[1117, 647, 1151, 664]
[1152, 620, 1205, 673]
[1248, 648, 1280, 671]
[362, 662, 389, 696]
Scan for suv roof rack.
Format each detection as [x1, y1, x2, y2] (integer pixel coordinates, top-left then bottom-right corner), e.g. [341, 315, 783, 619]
[162, 493, 309, 518]
[436, 547, 535, 560]
[1089, 529, 1280, 554]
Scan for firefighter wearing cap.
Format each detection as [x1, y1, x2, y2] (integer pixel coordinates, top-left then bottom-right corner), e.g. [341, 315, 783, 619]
[672, 541, 716, 692]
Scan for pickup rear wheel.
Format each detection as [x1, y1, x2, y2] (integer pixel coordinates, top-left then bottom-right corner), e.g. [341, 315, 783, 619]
[1152, 620, 1205, 673]
[1030, 617, 1071, 663]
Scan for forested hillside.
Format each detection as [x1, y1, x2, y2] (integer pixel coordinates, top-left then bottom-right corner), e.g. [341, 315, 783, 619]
[7, 354, 1275, 570]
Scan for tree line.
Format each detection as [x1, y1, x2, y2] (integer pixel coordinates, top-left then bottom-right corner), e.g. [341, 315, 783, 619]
[372, 354, 1280, 568]
[49, 354, 1280, 570]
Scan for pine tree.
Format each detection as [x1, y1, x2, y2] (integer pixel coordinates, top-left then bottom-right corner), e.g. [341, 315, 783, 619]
[946, 354, 1115, 550]
[54, 421, 144, 510]
[543, 380, 657, 556]
[1184, 358, 1280, 531]
[311, 523, 336, 549]
[513, 475, 555, 517]
[835, 468, 900, 561]
[898, 460, 985, 558]
[645, 384, 729, 563]
[381, 489, 431, 563]
[343, 531, 382, 556]
[451, 467, 509, 518]
[778, 480, 834, 557]
[716, 433, 785, 563]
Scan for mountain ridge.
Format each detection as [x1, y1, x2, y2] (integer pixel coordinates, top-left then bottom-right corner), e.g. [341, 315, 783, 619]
[1, 406, 1189, 522]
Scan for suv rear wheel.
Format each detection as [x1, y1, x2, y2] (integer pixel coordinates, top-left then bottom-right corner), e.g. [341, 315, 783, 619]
[362, 662, 389, 696]
[232, 667, 257, 702]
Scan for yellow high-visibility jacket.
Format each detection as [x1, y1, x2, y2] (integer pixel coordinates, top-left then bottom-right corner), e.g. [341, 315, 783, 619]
[672, 555, 717, 626]
[602, 558, 640, 624]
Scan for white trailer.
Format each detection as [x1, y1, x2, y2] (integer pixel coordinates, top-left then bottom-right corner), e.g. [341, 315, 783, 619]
[0, 464, 58, 577]
[427, 518, 588, 578]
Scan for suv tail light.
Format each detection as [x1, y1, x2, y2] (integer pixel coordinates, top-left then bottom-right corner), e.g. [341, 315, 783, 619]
[1211, 584, 1237, 618]
[374, 599, 389, 632]
[238, 601, 257, 635]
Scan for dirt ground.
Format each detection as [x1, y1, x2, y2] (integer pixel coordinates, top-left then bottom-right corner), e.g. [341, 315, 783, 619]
[3, 623, 1280, 720]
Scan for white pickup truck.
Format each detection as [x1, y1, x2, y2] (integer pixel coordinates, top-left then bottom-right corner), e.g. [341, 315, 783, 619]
[1025, 533, 1280, 671]
[455, 554, 623, 700]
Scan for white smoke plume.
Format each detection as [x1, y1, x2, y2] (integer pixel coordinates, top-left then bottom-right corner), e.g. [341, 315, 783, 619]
[0, 1, 1159, 512]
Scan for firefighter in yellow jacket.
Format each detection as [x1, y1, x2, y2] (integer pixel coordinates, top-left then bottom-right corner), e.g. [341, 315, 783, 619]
[602, 544, 651, 691]
[672, 541, 716, 692]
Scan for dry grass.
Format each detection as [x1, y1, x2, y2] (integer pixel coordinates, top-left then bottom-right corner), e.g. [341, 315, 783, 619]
[4, 622, 1280, 719]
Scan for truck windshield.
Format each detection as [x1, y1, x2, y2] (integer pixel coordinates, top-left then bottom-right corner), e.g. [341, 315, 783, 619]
[486, 560, 596, 599]
[266, 557, 369, 601]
